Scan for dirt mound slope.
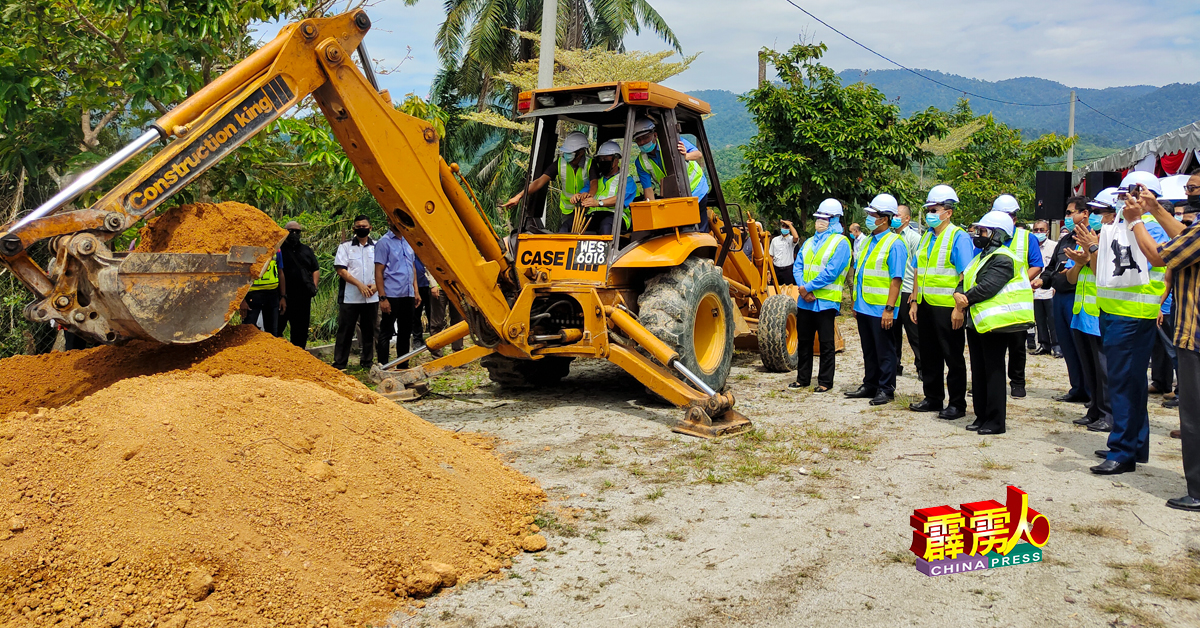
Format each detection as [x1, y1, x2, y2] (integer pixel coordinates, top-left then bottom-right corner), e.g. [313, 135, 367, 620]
[0, 371, 544, 627]
[133, 201, 285, 255]
[0, 325, 369, 416]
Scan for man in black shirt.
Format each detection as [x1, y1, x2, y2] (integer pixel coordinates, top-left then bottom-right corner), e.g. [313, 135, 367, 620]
[280, 221, 321, 349]
[1041, 197, 1089, 403]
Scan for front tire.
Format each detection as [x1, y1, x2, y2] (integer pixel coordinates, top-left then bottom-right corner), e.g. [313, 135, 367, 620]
[758, 294, 799, 372]
[481, 355, 573, 388]
[638, 258, 736, 391]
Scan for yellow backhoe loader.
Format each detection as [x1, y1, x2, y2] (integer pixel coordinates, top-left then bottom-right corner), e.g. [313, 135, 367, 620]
[0, 10, 750, 438]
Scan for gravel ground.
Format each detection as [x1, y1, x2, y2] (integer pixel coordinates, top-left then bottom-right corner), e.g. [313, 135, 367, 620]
[382, 317, 1199, 628]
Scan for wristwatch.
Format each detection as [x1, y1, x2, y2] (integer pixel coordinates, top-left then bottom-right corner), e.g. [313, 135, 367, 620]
[884, 305, 895, 313]
[1088, 244, 1099, 254]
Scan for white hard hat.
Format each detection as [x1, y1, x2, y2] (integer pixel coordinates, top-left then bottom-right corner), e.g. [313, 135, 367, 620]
[560, 131, 589, 153]
[866, 193, 898, 215]
[992, 194, 1020, 215]
[815, 198, 844, 217]
[1088, 187, 1119, 211]
[1160, 174, 1189, 202]
[924, 184, 959, 207]
[974, 211, 1015, 237]
[596, 140, 622, 157]
[632, 117, 656, 138]
[1118, 171, 1162, 197]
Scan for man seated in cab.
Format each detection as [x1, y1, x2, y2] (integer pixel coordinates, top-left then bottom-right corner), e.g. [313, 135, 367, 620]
[630, 117, 710, 229]
[570, 140, 636, 236]
[502, 131, 591, 233]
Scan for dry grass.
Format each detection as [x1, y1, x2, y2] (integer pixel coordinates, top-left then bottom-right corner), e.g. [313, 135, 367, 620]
[1106, 551, 1200, 601]
[1094, 601, 1163, 628]
[980, 458, 1013, 471]
[1068, 523, 1127, 539]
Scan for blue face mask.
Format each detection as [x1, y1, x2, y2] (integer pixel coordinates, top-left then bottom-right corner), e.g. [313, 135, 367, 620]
[865, 216, 878, 231]
[891, 216, 903, 229]
[1064, 217, 1075, 231]
[1088, 214, 1103, 231]
[639, 142, 656, 153]
[925, 213, 942, 229]
[780, 228, 788, 235]
[1034, 232, 1047, 243]
[562, 151, 576, 162]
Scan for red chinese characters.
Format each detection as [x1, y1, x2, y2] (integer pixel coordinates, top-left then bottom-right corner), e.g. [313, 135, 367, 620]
[911, 486, 1050, 561]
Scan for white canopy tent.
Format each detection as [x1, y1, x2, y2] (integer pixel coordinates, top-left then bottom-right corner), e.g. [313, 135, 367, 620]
[1073, 120, 1200, 185]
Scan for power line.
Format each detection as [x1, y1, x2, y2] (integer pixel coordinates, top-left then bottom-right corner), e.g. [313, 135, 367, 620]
[1075, 98, 1154, 138]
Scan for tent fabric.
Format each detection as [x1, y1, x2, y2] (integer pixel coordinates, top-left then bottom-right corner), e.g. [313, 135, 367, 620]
[1074, 120, 1200, 184]
[1160, 151, 1187, 175]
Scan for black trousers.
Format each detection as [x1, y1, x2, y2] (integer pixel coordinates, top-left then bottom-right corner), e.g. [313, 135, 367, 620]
[413, 286, 432, 339]
[1033, 299, 1056, 348]
[1052, 292, 1089, 400]
[774, 264, 796, 285]
[893, 291, 921, 373]
[1178, 348, 1200, 498]
[332, 301, 378, 369]
[246, 289, 282, 337]
[857, 312, 897, 396]
[967, 328, 1015, 432]
[1007, 330, 1026, 388]
[796, 308, 837, 388]
[1151, 307, 1176, 393]
[377, 296, 416, 368]
[283, 296, 312, 349]
[916, 302, 967, 411]
[1074, 329, 1112, 424]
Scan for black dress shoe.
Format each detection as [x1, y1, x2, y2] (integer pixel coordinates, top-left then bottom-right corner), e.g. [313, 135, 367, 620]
[1051, 348, 1064, 358]
[897, 365, 904, 376]
[966, 422, 982, 431]
[937, 407, 966, 420]
[1087, 420, 1113, 433]
[1091, 459, 1135, 475]
[976, 427, 1005, 435]
[1011, 386, 1026, 398]
[1054, 393, 1089, 403]
[844, 386, 877, 399]
[1163, 398, 1180, 409]
[1095, 450, 1109, 459]
[1073, 415, 1098, 425]
[910, 399, 942, 412]
[869, 392, 894, 406]
[1166, 496, 1200, 511]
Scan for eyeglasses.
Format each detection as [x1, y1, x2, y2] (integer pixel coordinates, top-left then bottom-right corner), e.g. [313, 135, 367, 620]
[1184, 184, 1200, 194]
[1032, 229, 1048, 233]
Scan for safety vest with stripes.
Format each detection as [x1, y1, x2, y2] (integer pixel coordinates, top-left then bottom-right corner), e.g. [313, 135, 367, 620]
[800, 234, 850, 302]
[250, 258, 280, 291]
[637, 150, 705, 197]
[1008, 227, 1030, 273]
[1072, 263, 1098, 317]
[855, 232, 901, 306]
[963, 247, 1035, 333]
[588, 174, 631, 227]
[557, 155, 592, 215]
[1095, 215, 1166, 320]
[915, 224, 964, 307]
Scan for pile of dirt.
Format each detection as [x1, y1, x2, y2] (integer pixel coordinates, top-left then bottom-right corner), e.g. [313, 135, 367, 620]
[133, 202, 285, 255]
[0, 332, 545, 627]
[0, 325, 368, 416]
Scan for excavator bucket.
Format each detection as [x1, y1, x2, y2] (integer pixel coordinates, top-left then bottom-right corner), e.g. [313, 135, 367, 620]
[673, 393, 753, 439]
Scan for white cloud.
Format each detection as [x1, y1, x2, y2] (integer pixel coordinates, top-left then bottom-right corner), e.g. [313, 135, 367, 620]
[251, 1, 1200, 99]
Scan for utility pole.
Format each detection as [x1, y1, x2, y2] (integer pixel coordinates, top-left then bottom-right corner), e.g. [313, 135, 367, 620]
[758, 51, 767, 87]
[1066, 90, 1076, 172]
[537, 0, 557, 89]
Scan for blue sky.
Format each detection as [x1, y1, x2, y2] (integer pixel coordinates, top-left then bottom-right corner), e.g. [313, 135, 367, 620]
[253, 0, 1200, 98]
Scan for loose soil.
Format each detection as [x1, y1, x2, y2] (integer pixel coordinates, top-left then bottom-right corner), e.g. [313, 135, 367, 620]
[133, 202, 285, 255]
[0, 331, 545, 627]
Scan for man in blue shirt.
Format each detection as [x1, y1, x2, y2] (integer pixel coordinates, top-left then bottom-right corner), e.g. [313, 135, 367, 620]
[374, 226, 420, 368]
[789, 199, 851, 393]
[991, 194, 1045, 398]
[631, 117, 711, 229]
[411, 255, 432, 348]
[846, 194, 909, 406]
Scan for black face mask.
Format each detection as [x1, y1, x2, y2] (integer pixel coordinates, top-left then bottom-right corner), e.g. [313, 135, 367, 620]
[354, 227, 371, 238]
[1187, 195, 1200, 210]
[972, 235, 991, 250]
[285, 232, 301, 245]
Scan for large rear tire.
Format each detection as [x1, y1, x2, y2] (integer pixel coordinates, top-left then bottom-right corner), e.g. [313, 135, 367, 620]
[758, 294, 799, 372]
[481, 355, 573, 388]
[638, 258, 736, 391]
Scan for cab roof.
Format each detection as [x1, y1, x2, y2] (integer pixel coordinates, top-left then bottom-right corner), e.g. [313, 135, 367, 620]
[519, 81, 711, 119]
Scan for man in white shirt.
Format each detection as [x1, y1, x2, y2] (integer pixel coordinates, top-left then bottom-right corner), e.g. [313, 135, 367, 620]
[332, 214, 379, 370]
[770, 219, 799, 284]
[1030, 219, 1057, 355]
[892, 205, 923, 377]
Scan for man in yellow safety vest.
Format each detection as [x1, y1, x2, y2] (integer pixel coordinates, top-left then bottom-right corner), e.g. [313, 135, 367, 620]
[631, 117, 710, 229]
[503, 131, 592, 232]
[991, 194, 1045, 398]
[952, 211, 1035, 435]
[789, 198, 852, 393]
[572, 140, 636, 236]
[244, 248, 286, 337]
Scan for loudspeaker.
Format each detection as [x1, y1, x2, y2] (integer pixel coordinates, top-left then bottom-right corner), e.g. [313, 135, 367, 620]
[1084, 171, 1122, 197]
[1035, 171, 1072, 221]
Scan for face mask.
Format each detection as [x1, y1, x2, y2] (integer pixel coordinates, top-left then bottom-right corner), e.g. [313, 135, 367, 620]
[891, 217, 902, 229]
[639, 142, 656, 153]
[286, 231, 301, 245]
[1113, 199, 1126, 213]
[925, 213, 942, 229]
[1187, 195, 1200, 210]
[780, 228, 789, 235]
[1088, 214, 1103, 231]
[562, 151, 576, 162]
[354, 227, 371, 238]
[1064, 217, 1075, 231]
[865, 216, 878, 231]
[972, 235, 991, 250]
[1034, 232, 1047, 243]
[815, 219, 829, 233]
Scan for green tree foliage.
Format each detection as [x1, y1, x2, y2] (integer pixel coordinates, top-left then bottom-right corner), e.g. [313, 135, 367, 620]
[739, 43, 946, 230]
